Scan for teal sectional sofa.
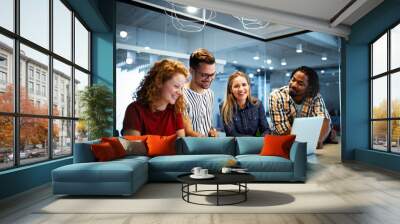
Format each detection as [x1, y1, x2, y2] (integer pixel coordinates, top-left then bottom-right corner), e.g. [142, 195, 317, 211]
[52, 137, 307, 196]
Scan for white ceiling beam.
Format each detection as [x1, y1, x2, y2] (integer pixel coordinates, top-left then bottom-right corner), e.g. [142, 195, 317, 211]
[330, 0, 368, 27]
[167, 0, 351, 38]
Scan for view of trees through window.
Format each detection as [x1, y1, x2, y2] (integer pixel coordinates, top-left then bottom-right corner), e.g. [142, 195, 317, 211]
[371, 23, 400, 153]
[0, 0, 91, 170]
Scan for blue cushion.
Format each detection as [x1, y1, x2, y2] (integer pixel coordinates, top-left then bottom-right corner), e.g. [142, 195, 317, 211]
[236, 155, 293, 172]
[53, 159, 146, 183]
[236, 137, 264, 155]
[148, 154, 235, 172]
[73, 140, 100, 163]
[177, 137, 235, 155]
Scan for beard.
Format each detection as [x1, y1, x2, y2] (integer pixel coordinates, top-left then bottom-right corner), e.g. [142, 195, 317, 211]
[289, 88, 297, 98]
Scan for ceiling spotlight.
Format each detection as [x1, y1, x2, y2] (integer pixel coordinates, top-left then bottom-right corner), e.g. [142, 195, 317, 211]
[144, 46, 150, 50]
[285, 72, 290, 77]
[126, 51, 134, 65]
[233, 60, 238, 64]
[321, 53, 327, 61]
[186, 6, 198, 14]
[269, 66, 274, 70]
[253, 55, 260, 60]
[266, 59, 272, 64]
[296, 44, 302, 53]
[249, 73, 254, 78]
[257, 68, 261, 73]
[126, 57, 133, 65]
[281, 58, 287, 66]
[321, 70, 325, 74]
[120, 30, 128, 38]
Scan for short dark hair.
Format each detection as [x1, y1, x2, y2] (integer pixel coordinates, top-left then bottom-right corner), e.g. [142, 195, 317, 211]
[290, 66, 320, 97]
[189, 48, 215, 69]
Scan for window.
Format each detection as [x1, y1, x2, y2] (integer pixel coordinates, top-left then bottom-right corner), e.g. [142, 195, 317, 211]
[0, 1, 91, 170]
[371, 23, 400, 154]
[0, 71, 6, 84]
[28, 81, 34, 93]
[28, 67, 34, 79]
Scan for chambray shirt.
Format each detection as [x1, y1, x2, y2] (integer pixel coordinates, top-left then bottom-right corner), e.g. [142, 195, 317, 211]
[220, 100, 271, 137]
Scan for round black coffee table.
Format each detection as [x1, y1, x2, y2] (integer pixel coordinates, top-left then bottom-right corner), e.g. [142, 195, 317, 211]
[177, 173, 255, 206]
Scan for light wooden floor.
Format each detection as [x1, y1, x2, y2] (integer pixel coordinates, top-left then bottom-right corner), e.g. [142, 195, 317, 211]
[1, 142, 400, 224]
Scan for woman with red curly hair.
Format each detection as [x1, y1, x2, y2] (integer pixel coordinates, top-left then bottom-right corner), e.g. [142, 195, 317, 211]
[122, 59, 189, 137]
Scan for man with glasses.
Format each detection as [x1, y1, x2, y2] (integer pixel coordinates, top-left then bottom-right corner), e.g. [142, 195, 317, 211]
[183, 48, 218, 137]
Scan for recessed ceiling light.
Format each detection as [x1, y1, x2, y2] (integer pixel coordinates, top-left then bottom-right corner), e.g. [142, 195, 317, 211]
[253, 55, 260, 60]
[126, 58, 133, 64]
[296, 44, 302, 53]
[269, 66, 274, 70]
[321, 53, 327, 61]
[266, 59, 272, 64]
[257, 68, 261, 73]
[186, 6, 198, 13]
[249, 73, 254, 78]
[281, 58, 287, 66]
[233, 60, 238, 64]
[144, 46, 150, 50]
[286, 72, 290, 77]
[120, 31, 128, 38]
[321, 70, 325, 74]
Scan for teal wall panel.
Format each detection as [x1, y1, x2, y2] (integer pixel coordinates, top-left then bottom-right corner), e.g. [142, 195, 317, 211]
[343, 0, 400, 171]
[0, 158, 72, 199]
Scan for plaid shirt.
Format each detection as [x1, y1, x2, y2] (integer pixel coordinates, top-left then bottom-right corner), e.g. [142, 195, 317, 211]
[269, 86, 330, 135]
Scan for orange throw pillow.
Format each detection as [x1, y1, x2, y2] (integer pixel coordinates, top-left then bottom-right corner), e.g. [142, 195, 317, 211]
[91, 142, 117, 161]
[259, 135, 296, 159]
[146, 135, 177, 157]
[101, 137, 127, 158]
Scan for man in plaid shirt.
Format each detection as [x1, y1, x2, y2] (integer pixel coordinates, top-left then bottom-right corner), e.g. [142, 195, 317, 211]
[269, 66, 331, 148]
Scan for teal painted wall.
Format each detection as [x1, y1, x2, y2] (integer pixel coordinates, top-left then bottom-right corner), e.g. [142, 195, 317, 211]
[0, 0, 115, 200]
[343, 0, 400, 171]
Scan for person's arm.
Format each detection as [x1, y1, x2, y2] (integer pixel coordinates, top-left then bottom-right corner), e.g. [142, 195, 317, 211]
[122, 102, 144, 136]
[269, 92, 292, 135]
[176, 129, 185, 137]
[183, 115, 204, 137]
[258, 103, 271, 136]
[312, 96, 331, 147]
[123, 129, 141, 136]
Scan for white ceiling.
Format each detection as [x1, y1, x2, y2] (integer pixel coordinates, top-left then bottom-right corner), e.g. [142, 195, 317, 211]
[166, 0, 384, 38]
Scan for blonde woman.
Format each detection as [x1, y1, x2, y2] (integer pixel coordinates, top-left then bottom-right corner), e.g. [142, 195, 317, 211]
[220, 71, 270, 136]
[122, 59, 188, 137]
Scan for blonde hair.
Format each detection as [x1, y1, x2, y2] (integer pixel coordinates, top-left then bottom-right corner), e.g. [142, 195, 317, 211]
[221, 71, 258, 125]
[135, 59, 189, 113]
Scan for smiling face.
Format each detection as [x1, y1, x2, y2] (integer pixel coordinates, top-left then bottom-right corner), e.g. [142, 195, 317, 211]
[289, 71, 309, 99]
[160, 73, 187, 105]
[191, 62, 216, 90]
[231, 76, 249, 103]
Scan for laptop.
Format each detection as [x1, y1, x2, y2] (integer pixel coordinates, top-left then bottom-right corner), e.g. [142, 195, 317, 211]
[290, 117, 324, 155]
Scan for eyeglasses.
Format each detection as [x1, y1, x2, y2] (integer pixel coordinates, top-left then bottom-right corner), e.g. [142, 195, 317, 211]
[196, 71, 216, 79]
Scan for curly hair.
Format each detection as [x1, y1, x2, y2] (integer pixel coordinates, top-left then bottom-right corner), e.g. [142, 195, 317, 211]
[221, 71, 258, 125]
[290, 66, 320, 97]
[134, 59, 189, 113]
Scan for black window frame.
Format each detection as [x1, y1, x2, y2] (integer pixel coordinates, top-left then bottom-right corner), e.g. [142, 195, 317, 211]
[370, 20, 400, 154]
[0, 0, 92, 171]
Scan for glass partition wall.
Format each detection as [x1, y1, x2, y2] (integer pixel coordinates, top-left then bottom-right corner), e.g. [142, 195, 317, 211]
[115, 0, 340, 136]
